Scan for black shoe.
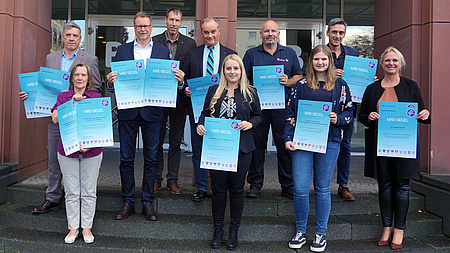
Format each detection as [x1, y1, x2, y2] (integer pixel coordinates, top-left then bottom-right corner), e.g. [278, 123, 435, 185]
[246, 187, 260, 198]
[281, 189, 294, 199]
[211, 229, 223, 249]
[115, 203, 135, 220]
[142, 204, 158, 221]
[192, 190, 207, 202]
[227, 230, 238, 250]
[32, 200, 59, 214]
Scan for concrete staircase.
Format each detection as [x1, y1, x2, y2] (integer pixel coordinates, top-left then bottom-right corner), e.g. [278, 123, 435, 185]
[1, 184, 449, 252]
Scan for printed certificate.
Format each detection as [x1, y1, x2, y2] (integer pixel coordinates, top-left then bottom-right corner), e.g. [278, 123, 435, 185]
[111, 60, 146, 110]
[292, 100, 332, 154]
[377, 102, 418, 159]
[58, 97, 113, 156]
[35, 67, 70, 114]
[200, 117, 241, 172]
[144, 58, 180, 108]
[253, 65, 285, 109]
[18, 72, 51, 118]
[342, 55, 378, 103]
[187, 74, 219, 123]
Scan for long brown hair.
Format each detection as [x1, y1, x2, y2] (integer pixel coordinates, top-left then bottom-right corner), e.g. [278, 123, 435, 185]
[69, 63, 94, 91]
[305, 45, 336, 91]
[209, 54, 254, 116]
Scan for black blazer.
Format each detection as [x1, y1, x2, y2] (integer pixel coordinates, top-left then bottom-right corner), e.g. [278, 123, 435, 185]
[182, 43, 237, 81]
[113, 41, 170, 122]
[152, 32, 196, 109]
[359, 77, 431, 179]
[198, 84, 263, 153]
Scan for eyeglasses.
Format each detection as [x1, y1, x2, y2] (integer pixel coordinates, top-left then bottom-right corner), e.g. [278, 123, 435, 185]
[134, 25, 151, 30]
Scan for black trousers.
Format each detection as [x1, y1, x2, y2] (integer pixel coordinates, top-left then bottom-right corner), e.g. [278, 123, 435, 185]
[210, 151, 251, 232]
[377, 156, 411, 230]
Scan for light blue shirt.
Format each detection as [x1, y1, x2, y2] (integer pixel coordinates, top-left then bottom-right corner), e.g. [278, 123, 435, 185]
[61, 47, 80, 72]
[203, 43, 220, 76]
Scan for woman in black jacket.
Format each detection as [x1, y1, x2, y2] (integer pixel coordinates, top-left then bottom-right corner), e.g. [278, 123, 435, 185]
[359, 46, 430, 250]
[197, 54, 263, 250]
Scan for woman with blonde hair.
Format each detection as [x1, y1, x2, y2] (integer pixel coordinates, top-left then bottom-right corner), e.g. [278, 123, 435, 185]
[197, 54, 263, 250]
[284, 45, 353, 252]
[359, 46, 430, 250]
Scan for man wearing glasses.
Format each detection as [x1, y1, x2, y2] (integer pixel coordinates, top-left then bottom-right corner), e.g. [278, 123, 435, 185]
[106, 12, 185, 221]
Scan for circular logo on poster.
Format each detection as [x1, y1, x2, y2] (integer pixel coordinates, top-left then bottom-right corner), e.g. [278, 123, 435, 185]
[211, 75, 219, 83]
[322, 104, 330, 112]
[275, 67, 282, 74]
[170, 62, 178, 69]
[368, 61, 376, 69]
[406, 109, 416, 117]
[62, 73, 70, 81]
[72, 100, 76, 107]
[136, 61, 143, 69]
[102, 99, 109, 107]
[231, 121, 239, 130]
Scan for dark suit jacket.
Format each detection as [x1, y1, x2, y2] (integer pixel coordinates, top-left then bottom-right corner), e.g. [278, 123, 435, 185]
[198, 84, 263, 153]
[46, 49, 103, 93]
[342, 45, 359, 57]
[152, 32, 196, 108]
[113, 41, 170, 122]
[182, 43, 237, 80]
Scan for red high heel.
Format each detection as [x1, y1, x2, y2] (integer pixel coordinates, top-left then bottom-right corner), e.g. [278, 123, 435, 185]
[390, 229, 404, 250]
[377, 228, 393, 246]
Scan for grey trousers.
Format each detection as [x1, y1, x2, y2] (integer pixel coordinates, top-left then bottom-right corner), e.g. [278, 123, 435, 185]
[58, 152, 103, 230]
[46, 121, 62, 203]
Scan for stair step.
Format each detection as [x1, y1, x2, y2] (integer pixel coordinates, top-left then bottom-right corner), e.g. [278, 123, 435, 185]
[6, 184, 425, 216]
[0, 202, 441, 242]
[2, 225, 447, 253]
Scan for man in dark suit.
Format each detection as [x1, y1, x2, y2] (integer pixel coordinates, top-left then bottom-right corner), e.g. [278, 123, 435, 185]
[152, 8, 196, 195]
[326, 18, 359, 201]
[183, 17, 237, 202]
[20, 22, 102, 214]
[106, 12, 185, 221]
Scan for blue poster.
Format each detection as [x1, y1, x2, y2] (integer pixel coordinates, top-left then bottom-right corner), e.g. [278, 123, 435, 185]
[144, 58, 180, 108]
[253, 65, 285, 109]
[200, 117, 241, 172]
[58, 97, 113, 156]
[342, 55, 378, 103]
[111, 59, 145, 110]
[18, 72, 52, 118]
[35, 67, 70, 114]
[292, 100, 332, 154]
[76, 97, 114, 149]
[57, 99, 79, 156]
[377, 102, 418, 159]
[187, 74, 219, 123]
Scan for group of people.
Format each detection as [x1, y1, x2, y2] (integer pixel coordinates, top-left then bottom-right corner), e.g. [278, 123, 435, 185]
[19, 8, 430, 252]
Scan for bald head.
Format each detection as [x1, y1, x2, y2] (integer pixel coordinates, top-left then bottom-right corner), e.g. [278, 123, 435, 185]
[260, 20, 280, 48]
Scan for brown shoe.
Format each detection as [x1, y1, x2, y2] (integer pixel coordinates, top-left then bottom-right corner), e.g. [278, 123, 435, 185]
[142, 204, 158, 221]
[114, 203, 135, 220]
[338, 185, 355, 201]
[32, 200, 59, 214]
[167, 181, 182, 195]
[154, 181, 161, 193]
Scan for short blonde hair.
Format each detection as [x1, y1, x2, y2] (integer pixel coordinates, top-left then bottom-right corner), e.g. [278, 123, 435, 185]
[134, 11, 152, 25]
[380, 46, 406, 73]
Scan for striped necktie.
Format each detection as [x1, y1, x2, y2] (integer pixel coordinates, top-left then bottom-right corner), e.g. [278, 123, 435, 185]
[206, 46, 214, 76]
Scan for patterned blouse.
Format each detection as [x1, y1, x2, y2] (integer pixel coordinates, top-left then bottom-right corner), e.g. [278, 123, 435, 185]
[219, 95, 236, 119]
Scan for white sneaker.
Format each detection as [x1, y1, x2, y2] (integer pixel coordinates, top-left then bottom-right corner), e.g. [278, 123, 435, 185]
[310, 234, 327, 252]
[289, 231, 306, 249]
[64, 230, 79, 244]
[83, 230, 95, 243]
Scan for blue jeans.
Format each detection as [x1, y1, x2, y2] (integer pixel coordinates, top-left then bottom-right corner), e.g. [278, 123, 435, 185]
[119, 115, 160, 205]
[189, 113, 208, 192]
[292, 141, 340, 236]
[337, 118, 353, 186]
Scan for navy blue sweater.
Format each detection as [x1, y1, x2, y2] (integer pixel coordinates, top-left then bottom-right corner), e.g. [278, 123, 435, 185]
[284, 78, 354, 144]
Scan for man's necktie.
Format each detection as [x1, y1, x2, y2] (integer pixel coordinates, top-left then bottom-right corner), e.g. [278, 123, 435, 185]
[206, 46, 214, 76]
